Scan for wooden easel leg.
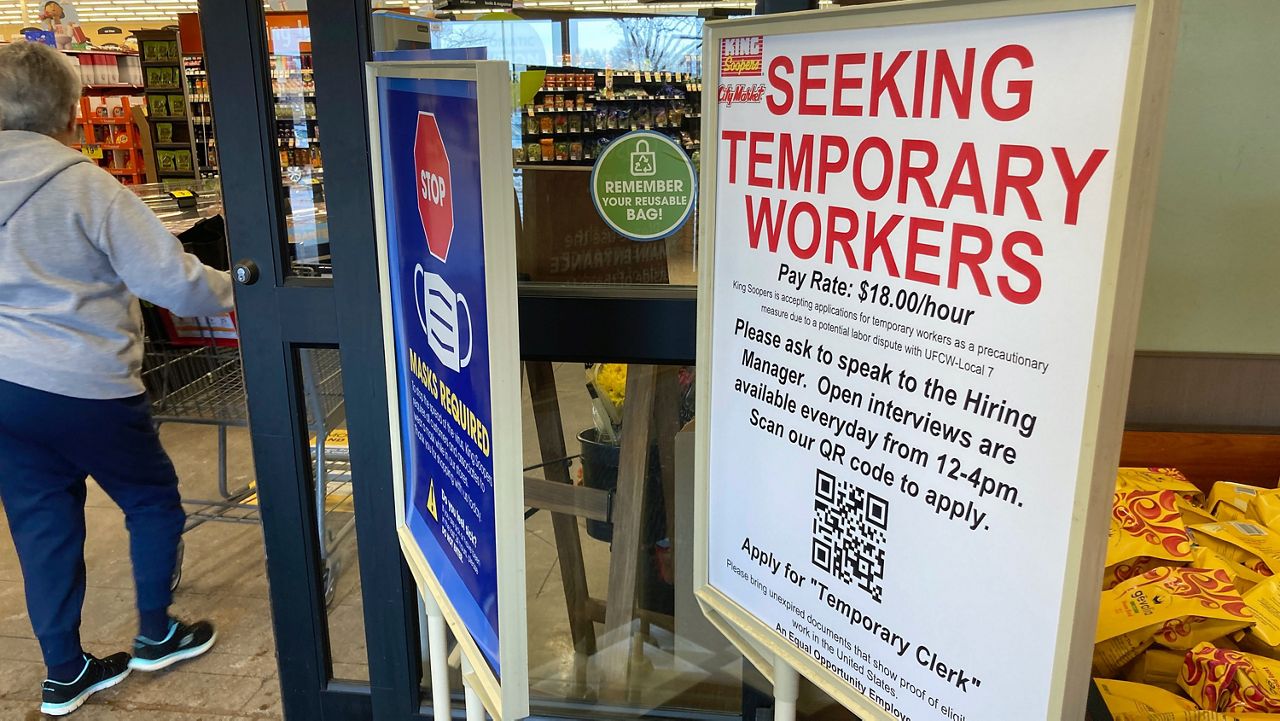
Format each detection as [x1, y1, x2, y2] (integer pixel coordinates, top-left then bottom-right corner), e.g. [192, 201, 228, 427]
[526, 361, 595, 694]
[653, 366, 682, 555]
[598, 364, 658, 702]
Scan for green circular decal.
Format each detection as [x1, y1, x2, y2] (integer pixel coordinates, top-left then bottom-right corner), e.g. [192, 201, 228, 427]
[590, 131, 697, 242]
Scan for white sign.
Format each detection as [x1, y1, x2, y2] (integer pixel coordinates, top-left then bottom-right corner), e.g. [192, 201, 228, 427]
[695, 3, 1176, 720]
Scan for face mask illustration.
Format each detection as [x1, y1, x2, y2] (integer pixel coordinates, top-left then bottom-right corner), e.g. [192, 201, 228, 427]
[414, 264, 473, 372]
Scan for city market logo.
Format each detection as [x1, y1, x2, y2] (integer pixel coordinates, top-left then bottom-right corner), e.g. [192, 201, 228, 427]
[720, 36, 763, 77]
[718, 83, 766, 106]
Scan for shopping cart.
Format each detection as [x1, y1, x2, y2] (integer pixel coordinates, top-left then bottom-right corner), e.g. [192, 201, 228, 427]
[140, 307, 354, 605]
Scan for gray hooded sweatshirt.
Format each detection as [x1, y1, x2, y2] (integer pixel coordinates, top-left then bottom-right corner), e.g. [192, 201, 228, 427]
[0, 130, 234, 399]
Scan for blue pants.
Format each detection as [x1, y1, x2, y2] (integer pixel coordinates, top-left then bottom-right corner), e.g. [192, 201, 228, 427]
[0, 379, 184, 669]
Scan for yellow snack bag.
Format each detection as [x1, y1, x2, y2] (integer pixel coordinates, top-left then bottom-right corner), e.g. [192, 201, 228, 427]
[1127, 648, 1197, 694]
[1244, 577, 1280, 647]
[1181, 643, 1253, 712]
[1180, 643, 1280, 713]
[1211, 482, 1265, 519]
[1182, 499, 1223, 527]
[1098, 677, 1199, 715]
[1096, 567, 1254, 676]
[1119, 467, 1204, 505]
[1106, 556, 1182, 592]
[1190, 522, 1280, 577]
[1220, 505, 1254, 524]
[1192, 547, 1271, 594]
[1108, 490, 1196, 567]
[1248, 491, 1280, 533]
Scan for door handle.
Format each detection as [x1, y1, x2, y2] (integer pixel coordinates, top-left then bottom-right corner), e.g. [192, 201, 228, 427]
[233, 259, 260, 286]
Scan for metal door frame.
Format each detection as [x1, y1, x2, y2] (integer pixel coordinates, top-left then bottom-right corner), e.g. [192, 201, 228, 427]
[200, 0, 748, 719]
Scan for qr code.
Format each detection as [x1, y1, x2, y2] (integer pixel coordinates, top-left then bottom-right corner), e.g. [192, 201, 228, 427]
[811, 469, 889, 603]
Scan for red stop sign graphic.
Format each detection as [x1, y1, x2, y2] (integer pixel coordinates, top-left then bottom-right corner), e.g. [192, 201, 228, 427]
[413, 112, 454, 262]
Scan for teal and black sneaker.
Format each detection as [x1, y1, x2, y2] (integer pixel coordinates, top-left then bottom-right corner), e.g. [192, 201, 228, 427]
[40, 652, 131, 716]
[128, 619, 217, 672]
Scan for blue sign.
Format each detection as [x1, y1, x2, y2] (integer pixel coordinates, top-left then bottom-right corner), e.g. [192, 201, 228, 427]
[377, 75, 502, 676]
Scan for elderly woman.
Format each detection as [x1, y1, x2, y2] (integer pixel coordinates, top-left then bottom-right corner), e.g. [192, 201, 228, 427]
[0, 41, 232, 715]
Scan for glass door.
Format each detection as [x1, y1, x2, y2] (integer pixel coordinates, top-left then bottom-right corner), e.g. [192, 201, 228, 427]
[199, 0, 419, 718]
[200, 1, 762, 720]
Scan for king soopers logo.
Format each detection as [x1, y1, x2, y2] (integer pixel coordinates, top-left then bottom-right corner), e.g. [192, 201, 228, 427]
[720, 35, 763, 77]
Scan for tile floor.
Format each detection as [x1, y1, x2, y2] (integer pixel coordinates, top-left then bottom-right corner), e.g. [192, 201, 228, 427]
[0, 362, 751, 719]
[0, 420, 283, 720]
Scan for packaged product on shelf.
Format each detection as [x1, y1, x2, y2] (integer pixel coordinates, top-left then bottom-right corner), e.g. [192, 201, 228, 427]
[654, 107, 668, 127]
[175, 150, 192, 172]
[1096, 678, 1200, 715]
[1125, 648, 1192, 694]
[1106, 490, 1194, 570]
[157, 150, 176, 172]
[555, 142, 568, 162]
[554, 93, 565, 110]
[525, 115, 538, 134]
[1239, 578, 1280, 657]
[1184, 500, 1223, 526]
[555, 115, 568, 134]
[540, 116, 553, 134]
[1247, 491, 1280, 532]
[569, 142, 582, 161]
[1117, 468, 1205, 505]
[1181, 643, 1280, 713]
[526, 142, 541, 163]
[142, 40, 167, 61]
[1193, 546, 1270, 594]
[514, 146, 526, 164]
[147, 95, 169, 117]
[567, 115, 581, 134]
[1190, 522, 1280, 577]
[156, 123, 173, 144]
[1211, 483, 1265, 518]
[575, 93, 585, 110]
[1095, 567, 1253, 677]
[168, 95, 186, 117]
[539, 138, 553, 162]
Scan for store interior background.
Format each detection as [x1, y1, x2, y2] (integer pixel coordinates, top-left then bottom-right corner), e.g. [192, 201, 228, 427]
[0, 0, 1278, 719]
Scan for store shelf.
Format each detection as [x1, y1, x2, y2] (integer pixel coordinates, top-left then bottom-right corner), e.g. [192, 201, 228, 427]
[155, 143, 193, 149]
[522, 131, 597, 138]
[525, 107, 595, 114]
[85, 118, 133, 126]
[148, 115, 188, 121]
[515, 163, 593, 171]
[106, 167, 144, 175]
[144, 87, 184, 93]
[596, 95, 689, 102]
[83, 83, 144, 91]
[65, 49, 136, 56]
[141, 59, 182, 67]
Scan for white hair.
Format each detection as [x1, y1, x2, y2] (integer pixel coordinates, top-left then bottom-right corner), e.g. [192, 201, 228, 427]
[0, 41, 83, 136]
